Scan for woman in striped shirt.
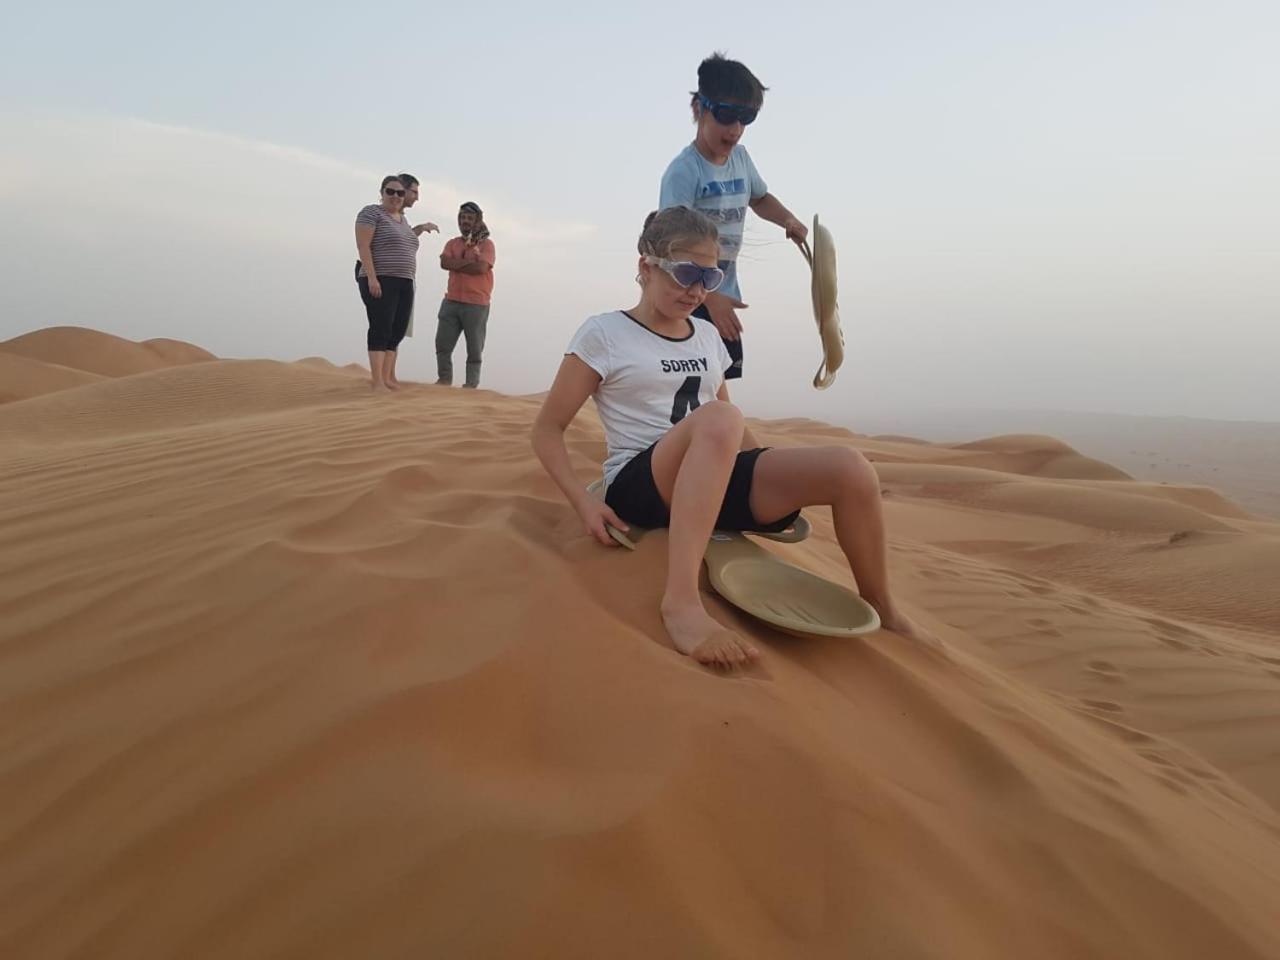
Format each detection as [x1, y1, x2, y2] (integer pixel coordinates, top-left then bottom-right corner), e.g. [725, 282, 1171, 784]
[355, 175, 419, 392]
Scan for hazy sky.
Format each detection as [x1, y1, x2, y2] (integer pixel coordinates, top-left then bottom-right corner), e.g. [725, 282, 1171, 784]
[2, 1, 1277, 423]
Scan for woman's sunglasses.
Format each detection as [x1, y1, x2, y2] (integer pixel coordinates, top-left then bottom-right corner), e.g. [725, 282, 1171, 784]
[697, 94, 758, 127]
[383, 187, 406, 196]
[645, 256, 725, 293]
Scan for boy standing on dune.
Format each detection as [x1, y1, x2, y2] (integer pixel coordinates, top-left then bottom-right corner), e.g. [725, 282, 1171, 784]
[659, 53, 809, 381]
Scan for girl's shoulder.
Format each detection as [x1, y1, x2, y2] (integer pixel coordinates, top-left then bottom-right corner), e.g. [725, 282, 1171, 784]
[576, 310, 628, 334]
[567, 312, 629, 379]
[569, 310, 620, 342]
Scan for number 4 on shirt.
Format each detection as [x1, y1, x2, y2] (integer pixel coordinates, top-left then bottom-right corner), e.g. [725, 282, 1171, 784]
[670, 375, 702, 425]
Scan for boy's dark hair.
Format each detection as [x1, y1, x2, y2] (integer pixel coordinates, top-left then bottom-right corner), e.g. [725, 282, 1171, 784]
[397, 173, 419, 188]
[691, 52, 767, 109]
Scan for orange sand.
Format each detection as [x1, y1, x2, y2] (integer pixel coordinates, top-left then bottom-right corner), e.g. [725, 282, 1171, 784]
[2, 327, 1278, 959]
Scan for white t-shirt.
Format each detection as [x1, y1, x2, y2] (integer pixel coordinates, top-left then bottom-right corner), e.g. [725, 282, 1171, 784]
[567, 310, 734, 487]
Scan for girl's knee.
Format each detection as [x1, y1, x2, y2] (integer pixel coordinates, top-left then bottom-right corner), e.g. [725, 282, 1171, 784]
[688, 400, 744, 444]
[833, 447, 879, 499]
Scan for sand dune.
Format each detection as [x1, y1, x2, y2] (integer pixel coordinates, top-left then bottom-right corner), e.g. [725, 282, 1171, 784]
[944, 433, 1134, 481]
[1, 331, 1278, 959]
[1, 325, 214, 378]
[297, 356, 365, 376]
[0, 351, 105, 403]
[867, 409, 1280, 520]
[0, 359, 374, 448]
[139, 337, 219, 366]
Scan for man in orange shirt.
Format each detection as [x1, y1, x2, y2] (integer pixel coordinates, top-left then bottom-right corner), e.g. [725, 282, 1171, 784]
[435, 201, 496, 389]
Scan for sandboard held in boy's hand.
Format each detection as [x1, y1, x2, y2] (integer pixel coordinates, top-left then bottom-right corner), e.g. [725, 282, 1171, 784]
[799, 214, 844, 391]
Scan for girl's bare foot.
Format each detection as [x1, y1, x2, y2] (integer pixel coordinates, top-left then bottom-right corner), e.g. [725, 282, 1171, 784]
[371, 382, 391, 393]
[660, 601, 758, 668]
[871, 600, 943, 650]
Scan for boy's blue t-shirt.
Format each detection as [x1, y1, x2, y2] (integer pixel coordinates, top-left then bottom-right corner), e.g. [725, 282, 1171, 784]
[658, 143, 768, 302]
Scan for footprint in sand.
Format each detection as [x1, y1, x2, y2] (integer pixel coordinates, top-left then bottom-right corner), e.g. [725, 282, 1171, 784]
[1018, 614, 1061, 635]
[1080, 698, 1124, 714]
[1157, 774, 1190, 795]
[1091, 717, 1156, 745]
[1189, 766, 1223, 783]
[1138, 750, 1217, 792]
[1141, 615, 1203, 641]
[1086, 659, 1124, 681]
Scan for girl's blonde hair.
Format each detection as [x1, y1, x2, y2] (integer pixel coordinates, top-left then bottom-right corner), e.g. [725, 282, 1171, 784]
[637, 207, 719, 258]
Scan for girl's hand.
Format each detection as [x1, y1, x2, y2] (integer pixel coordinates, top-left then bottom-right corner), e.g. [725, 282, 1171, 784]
[368, 276, 382, 298]
[577, 498, 629, 547]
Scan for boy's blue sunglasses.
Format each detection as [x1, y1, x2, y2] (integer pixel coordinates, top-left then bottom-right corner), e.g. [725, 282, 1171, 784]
[645, 256, 725, 293]
[698, 94, 758, 127]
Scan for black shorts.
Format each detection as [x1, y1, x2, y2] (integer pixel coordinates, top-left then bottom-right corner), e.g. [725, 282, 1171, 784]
[605, 443, 801, 533]
[691, 303, 742, 380]
[358, 275, 414, 351]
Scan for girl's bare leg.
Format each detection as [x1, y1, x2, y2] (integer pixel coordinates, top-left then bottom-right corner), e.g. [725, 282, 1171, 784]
[749, 446, 937, 645]
[647, 402, 759, 667]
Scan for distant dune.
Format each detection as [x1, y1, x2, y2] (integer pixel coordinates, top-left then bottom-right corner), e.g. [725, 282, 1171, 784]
[1, 326, 1278, 959]
[297, 356, 365, 376]
[1, 325, 216, 379]
[863, 409, 1280, 519]
[0, 351, 105, 403]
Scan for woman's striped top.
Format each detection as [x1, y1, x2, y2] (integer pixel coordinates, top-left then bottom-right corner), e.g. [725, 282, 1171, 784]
[355, 204, 419, 280]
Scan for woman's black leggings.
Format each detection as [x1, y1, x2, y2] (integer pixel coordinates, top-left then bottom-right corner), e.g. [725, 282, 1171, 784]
[358, 275, 415, 351]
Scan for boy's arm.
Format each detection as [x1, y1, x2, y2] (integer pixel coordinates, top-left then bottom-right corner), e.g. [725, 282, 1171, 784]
[701, 290, 745, 340]
[749, 193, 808, 246]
